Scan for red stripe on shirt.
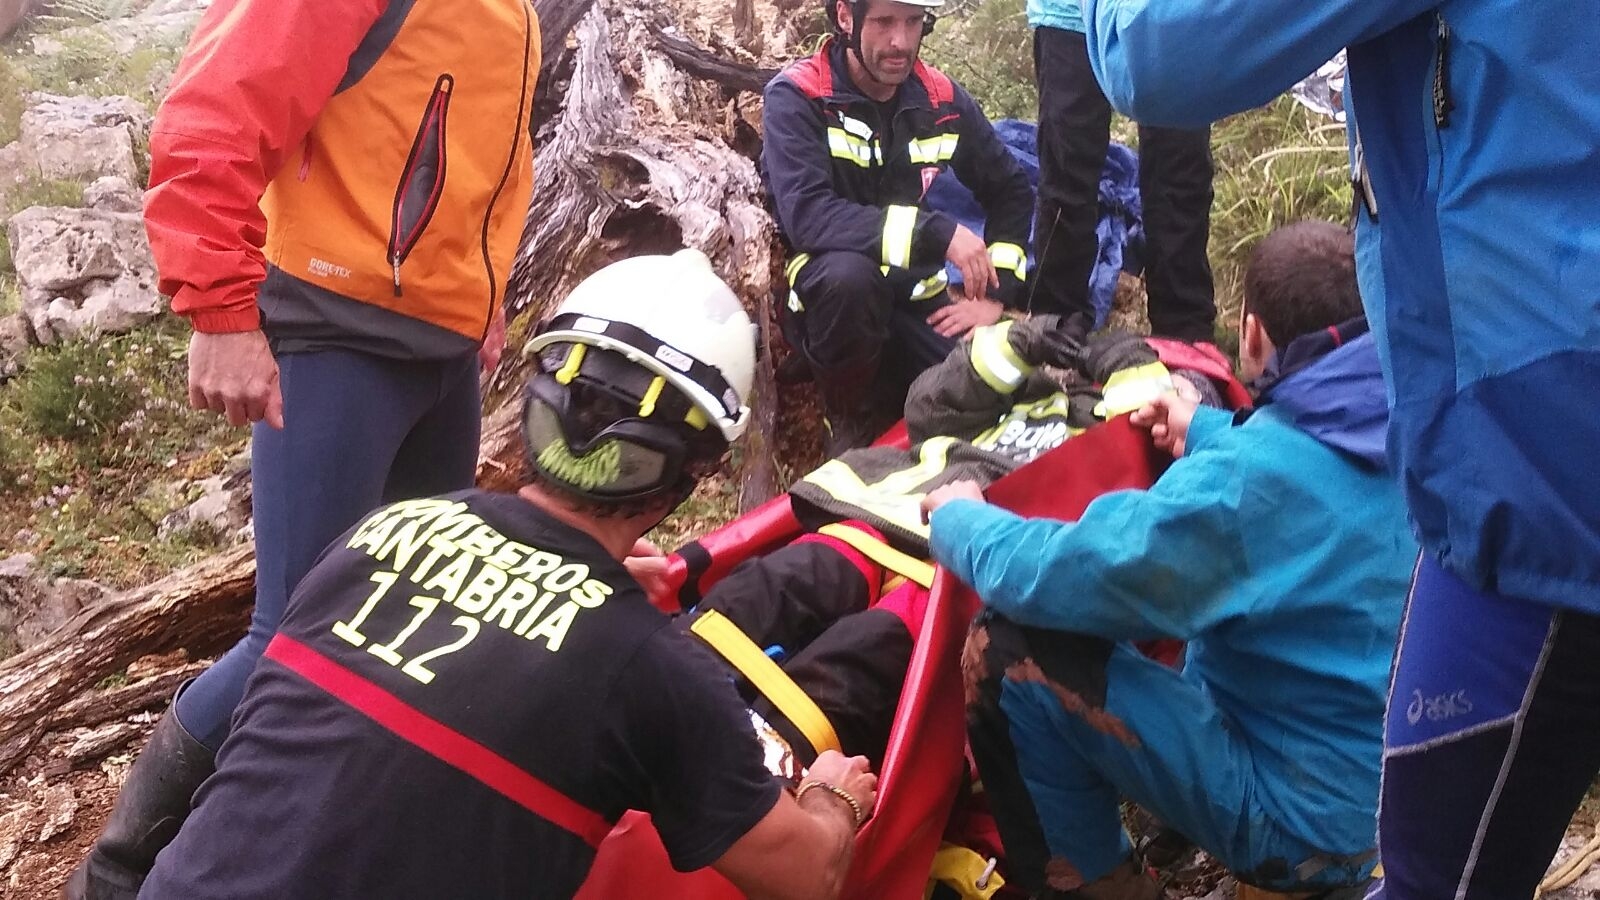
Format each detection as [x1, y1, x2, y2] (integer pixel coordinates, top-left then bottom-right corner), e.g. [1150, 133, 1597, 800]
[263, 633, 614, 848]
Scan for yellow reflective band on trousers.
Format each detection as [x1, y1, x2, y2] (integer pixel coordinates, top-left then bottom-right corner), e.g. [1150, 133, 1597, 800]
[689, 610, 842, 756]
[968, 320, 1033, 393]
[883, 205, 918, 268]
[786, 253, 812, 313]
[909, 269, 948, 301]
[907, 133, 960, 165]
[987, 241, 1027, 280]
[818, 523, 935, 588]
[801, 436, 960, 544]
[1093, 361, 1174, 419]
[827, 127, 876, 168]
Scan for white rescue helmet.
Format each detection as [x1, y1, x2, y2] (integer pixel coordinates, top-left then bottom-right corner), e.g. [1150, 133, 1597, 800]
[524, 249, 757, 443]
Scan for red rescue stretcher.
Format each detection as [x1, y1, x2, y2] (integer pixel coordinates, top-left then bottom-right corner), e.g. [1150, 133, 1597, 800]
[575, 340, 1244, 900]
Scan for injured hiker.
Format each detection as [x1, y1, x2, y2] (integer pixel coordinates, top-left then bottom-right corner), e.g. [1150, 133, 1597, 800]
[630, 310, 1227, 773]
[922, 221, 1418, 898]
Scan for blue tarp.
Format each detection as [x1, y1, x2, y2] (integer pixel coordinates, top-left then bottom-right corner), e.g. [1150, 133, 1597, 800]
[923, 119, 1143, 327]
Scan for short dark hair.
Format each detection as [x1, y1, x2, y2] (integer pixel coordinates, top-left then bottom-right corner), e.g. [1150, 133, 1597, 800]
[1242, 221, 1363, 348]
[527, 380, 728, 520]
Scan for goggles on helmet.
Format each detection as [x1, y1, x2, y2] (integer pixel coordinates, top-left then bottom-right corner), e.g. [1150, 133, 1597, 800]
[523, 340, 724, 500]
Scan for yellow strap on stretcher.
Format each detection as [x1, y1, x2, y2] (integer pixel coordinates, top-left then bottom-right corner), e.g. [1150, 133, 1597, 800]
[689, 610, 842, 756]
[818, 523, 936, 589]
[925, 844, 1004, 900]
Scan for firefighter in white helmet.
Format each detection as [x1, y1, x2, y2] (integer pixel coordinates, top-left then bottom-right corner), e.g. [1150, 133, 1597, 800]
[137, 250, 878, 900]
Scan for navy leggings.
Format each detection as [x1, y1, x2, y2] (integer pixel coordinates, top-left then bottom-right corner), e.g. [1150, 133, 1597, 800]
[175, 349, 481, 750]
[1372, 557, 1600, 899]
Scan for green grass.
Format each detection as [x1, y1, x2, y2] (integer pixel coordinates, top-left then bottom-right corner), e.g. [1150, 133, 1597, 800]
[921, 0, 1037, 121]
[1209, 97, 1351, 330]
[0, 274, 18, 316]
[0, 316, 244, 586]
[0, 54, 27, 146]
[4, 176, 85, 214]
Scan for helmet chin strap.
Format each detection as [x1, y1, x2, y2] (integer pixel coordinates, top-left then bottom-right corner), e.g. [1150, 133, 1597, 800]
[841, 2, 869, 73]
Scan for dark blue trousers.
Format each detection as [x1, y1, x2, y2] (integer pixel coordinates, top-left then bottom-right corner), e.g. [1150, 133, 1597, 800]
[1372, 557, 1600, 899]
[174, 349, 481, 750]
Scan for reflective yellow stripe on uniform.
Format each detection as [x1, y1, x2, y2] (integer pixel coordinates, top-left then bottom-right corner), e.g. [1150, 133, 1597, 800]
[690, 610, 842, 756]
[1093, 361, 1174, 419]
[907, 133, 959, 165]
[968, 320, 1033, 393]
[883, 205, 918, 268]
[827, 128, 875, 168]
[909, 269, 949, 302]
[785, 253, 812, 313]
[800, 437, 959, 543]
[987, 242, 1027, 281]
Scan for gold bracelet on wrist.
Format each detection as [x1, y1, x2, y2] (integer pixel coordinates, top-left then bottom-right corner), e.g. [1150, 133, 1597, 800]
[796, 778, 864, 830]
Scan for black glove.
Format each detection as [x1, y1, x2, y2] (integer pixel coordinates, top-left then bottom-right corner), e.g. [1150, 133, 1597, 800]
[1006, 312, 1091, 369]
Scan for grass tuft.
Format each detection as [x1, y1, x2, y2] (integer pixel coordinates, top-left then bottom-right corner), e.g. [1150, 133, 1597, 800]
[0, 316, 243, 586]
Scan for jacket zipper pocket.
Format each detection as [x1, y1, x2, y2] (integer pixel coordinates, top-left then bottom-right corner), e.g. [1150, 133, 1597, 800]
[388, 73, 454, 297]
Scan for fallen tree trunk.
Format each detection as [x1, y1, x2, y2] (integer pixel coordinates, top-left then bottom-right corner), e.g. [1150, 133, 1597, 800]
[0, 547, 254, 775]
[484, 0, 785, 504]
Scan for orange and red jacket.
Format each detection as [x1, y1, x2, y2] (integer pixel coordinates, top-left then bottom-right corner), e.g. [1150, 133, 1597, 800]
[146, 0, 540, 357]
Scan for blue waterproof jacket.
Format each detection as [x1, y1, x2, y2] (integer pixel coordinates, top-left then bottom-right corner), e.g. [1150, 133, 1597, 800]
[930, 330, 1417, 852]
[1027, 0, 1084, 34]
[1081, 0, 1600, 614]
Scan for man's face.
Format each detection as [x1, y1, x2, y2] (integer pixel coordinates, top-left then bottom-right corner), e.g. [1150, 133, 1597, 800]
[840, 0, 928, 88]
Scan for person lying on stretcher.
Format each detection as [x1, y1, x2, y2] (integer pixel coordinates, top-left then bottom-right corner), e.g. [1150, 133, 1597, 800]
[629, 314, 1226, 773]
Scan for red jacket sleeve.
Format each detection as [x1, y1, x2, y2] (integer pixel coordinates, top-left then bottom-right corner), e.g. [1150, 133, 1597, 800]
[145, 0, 389, 333]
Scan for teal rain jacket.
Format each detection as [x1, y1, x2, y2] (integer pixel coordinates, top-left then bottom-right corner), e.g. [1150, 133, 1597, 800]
[930, 333, 1418, 852]
[1027, 0, 1085, 34]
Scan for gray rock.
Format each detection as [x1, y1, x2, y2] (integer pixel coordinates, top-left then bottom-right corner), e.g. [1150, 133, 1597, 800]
[8, 208, 124, 291]
[159, 469, 251, 543]
[0, 806, 27, 873]
[76, 274, 162, 333]
[8, 205, 152, 286]
[83, 175, 142, 213]
[7, 205, 159, 340]
[0, 315, 28, 378]
[34, 783, 76, 842]
[0, 553, 108, 650]
[19, 93, 149, 184]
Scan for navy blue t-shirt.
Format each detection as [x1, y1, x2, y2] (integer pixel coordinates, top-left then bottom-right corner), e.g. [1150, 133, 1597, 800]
[142, 490, 780, 899]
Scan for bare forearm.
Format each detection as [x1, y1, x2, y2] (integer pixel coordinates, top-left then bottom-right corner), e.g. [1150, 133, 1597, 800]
[793, 790, 856, 898]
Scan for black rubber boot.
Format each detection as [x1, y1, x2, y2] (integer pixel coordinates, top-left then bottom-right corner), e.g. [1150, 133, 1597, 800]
[817, 367, 897, 457]
[63, 704, 216, 900]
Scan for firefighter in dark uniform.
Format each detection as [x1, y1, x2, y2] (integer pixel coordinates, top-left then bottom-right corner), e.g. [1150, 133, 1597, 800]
[762, 0, 1035, 453]
[137, 251, 880, 900]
